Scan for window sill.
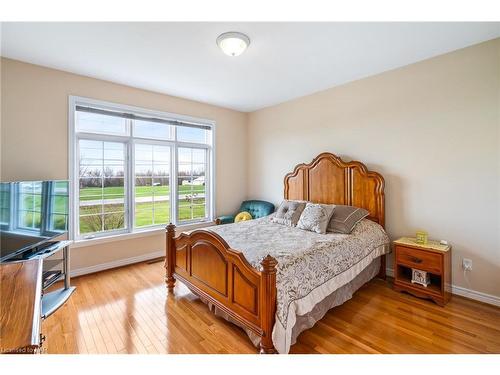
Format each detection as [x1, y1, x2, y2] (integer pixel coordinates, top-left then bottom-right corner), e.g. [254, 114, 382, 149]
[71, 220, 216, 249]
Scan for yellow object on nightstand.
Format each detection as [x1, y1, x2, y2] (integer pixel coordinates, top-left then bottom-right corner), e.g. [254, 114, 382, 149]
[415, 230, 428, 244]
[234, 211, 252, 223]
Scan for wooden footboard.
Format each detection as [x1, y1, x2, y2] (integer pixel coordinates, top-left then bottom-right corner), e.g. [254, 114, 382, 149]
[165, 224, 278, 354]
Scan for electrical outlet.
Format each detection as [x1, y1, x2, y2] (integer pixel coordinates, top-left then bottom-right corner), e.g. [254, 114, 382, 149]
[463, 258, 472, 271]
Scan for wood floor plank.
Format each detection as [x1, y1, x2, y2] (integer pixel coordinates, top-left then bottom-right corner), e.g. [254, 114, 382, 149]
[41, 261, 500, 354]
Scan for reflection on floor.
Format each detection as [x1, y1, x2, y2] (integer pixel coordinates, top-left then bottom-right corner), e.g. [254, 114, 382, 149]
[42, 261, 500, 354]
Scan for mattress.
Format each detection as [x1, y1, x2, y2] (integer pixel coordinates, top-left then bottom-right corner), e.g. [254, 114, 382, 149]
[204, 215, 390, 353]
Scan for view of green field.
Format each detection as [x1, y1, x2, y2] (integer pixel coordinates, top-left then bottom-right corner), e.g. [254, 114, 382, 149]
[78, 185, 205, 234]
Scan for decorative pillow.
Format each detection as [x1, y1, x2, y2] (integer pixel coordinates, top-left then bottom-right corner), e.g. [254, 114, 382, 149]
[296, 203, 336, 234]
[235, 211, 252, 223]
[271, 200, 306, 227]
[327, 205, 369, 234]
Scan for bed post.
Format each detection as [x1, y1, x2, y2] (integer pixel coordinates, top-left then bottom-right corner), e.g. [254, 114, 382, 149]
[378, 255, 386, 280]
[165, 223, 176, 292]
[259, 255, 278, 354]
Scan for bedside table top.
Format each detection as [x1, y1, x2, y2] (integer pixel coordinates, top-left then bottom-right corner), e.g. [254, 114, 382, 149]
[394, 237, 451, 252]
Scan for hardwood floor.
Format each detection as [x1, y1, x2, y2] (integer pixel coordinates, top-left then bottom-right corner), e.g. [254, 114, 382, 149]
[42, 260, 500, 354]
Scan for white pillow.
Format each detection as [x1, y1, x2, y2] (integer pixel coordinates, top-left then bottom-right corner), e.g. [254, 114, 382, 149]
[296, 203, 336, 234]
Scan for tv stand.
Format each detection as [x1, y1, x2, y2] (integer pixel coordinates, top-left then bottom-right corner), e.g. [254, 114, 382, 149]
[19, 240, 76, 319]
[33, 241, 76, 319]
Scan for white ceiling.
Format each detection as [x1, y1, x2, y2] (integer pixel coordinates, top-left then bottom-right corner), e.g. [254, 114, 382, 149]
[1, 22, 499, 112]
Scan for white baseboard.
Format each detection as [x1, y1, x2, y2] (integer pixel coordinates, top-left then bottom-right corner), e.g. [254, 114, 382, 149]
[450, 285, 500, 307]
[71, 250, 164, 278]
[386, 268, 500, 307]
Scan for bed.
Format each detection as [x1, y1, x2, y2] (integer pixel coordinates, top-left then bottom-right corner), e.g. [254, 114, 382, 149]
[165, 152, 389, 354]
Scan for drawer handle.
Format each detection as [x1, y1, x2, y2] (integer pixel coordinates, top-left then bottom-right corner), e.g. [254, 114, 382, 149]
[408, 256, 423, 264]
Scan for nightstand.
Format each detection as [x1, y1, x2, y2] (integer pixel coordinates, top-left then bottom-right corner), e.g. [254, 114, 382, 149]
[393, 237, 451, 306]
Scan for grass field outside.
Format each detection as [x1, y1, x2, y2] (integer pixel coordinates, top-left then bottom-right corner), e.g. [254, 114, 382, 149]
[78, 186, 206, 233]
[79, 199, 205, 233]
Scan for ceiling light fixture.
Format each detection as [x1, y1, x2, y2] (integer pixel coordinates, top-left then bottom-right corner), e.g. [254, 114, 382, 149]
[216, 32, 250, 57]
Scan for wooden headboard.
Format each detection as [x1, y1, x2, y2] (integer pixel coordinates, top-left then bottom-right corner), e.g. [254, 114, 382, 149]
[284, 152, 385, 227]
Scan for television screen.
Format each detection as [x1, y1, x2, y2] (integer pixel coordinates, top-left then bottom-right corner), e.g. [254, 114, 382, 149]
[0, 180, 69, 262]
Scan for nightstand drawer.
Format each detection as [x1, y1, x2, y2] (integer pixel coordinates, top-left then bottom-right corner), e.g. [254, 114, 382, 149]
[395, 246, 442, 274]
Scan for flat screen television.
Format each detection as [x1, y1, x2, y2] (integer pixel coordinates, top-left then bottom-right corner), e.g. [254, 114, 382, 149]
[0, 180, 69, 262]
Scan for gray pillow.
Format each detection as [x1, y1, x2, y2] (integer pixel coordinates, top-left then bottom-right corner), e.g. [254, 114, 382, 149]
[296, 203, 336, 234]
[327, 205, 369, 234]
[271, 200, 306, 227]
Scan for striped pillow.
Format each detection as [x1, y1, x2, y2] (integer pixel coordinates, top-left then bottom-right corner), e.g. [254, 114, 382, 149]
[327, 205, 369, 234]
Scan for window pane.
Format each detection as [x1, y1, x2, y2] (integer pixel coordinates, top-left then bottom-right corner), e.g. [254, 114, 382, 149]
[135, 207, 153, 227]
[52, 199, 67, 214]
[79, 214, 102, 234]
[20, 211, 33, 228]
[79, 139, 103, 158]
[135, 143, 153, 162]
[48, 181, 69, 232]
[134, 144, 170, 228]
[1, 208, 11, 225]
[153, 164, 169, 177]
[78, 139, 127, 236]
[51, 214, 68, 231]
[134, 120, 173, 140]
[178, 201, 192, 221]
[80, 204, 101, 215]
[104, 143, 125, 160]
[76, 111, 129, 136]
[17, 182, 43, 230]
[177, 147, 207, 222]
[0, 184, 11, 225]
[191, 204, 206, 220]
[104, 212, 125, 231]
[154, 146, 170, 163]
[177, 126, 209, 144]
[192, 148, 206, 163]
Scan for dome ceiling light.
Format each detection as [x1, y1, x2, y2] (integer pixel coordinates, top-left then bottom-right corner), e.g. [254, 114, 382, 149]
[216, 32, 250, 57]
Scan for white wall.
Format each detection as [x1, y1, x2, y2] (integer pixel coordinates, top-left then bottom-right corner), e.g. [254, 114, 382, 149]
[1, 58, 248, 271]
[247, 39, 500, 298]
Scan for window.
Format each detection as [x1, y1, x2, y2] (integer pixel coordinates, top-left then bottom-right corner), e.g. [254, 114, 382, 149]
[70, 97, 214, 240]
[78, 140, 127, 235]
[134, 143, 170, 228]
[178, 147, 207, 221]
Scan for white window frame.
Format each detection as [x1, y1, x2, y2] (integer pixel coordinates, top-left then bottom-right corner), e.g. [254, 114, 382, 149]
[68, 96, 216, 241]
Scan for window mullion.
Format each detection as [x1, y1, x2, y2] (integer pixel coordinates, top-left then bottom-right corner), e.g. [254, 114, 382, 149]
[74, 136, 80, 238]
[128, 124, 134, 233]
[205, 148, 210, 221]
[101, 142, 105, 233]
[171, 144, 177, 225]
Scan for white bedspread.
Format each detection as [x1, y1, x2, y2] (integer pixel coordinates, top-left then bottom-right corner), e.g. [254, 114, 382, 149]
[205, 215, 390, 353]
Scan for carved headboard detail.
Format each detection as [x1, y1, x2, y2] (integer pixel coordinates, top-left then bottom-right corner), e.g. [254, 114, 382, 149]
[284, 152, 385, 227]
